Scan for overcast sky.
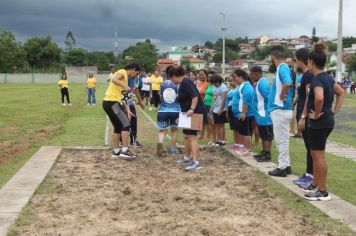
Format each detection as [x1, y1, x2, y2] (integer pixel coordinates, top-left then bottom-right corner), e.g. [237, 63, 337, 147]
[0, 0, 355, 52]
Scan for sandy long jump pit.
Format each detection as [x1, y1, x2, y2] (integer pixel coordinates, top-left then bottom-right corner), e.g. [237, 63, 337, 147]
[13, 147, 334, 236]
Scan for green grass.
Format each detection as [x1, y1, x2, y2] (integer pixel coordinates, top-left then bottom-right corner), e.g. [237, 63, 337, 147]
[0, 83, 107, 188]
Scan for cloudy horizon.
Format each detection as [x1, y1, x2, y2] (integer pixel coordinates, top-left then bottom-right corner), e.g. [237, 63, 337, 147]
[1, 0, 355, 52]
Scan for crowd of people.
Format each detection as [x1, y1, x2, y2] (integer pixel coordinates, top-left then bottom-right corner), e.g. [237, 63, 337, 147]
[57, 42, 345, 202]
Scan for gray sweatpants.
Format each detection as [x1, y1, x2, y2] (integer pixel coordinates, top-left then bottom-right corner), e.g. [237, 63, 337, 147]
[271, 109, 293, 169]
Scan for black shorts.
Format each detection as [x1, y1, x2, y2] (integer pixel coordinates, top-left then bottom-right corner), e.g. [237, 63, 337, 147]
[238, 116, 253, 136]
[308, 128, 333, 151]
[257, 125, 274, 141]
[102, 101, 130, 134]
[213, 111, 228, 124]
[183, 129, 198, 136]
[141, 90, 150, 98]
[228, 107, 238, 131]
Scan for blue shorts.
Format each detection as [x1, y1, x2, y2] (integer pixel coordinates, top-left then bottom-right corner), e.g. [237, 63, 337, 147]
[157, 112, 179, 130]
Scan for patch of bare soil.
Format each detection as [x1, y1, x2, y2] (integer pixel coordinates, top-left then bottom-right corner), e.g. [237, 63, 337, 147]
[16, 148, 330, 236]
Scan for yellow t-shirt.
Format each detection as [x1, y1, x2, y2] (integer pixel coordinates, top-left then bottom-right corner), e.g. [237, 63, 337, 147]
[87, 77, 96, 88]
[150, 75, 163, 91]
[58, 80, 68, 88]
[103, 69, 128, 102]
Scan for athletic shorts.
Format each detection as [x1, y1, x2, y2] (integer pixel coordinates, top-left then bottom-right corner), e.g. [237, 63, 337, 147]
[183, 129, 198, 136]
[102, 101, 130, 134]
[157, 112, 179, 130]
[213, 111, 228, 124]
[141, 90, 150, 98]
[227, 107, 238, 131]
[205, 105, 213, 117]
[308, 128, 333, 151]
[238, 116, 253, 136]
[257, 125, 274, 141]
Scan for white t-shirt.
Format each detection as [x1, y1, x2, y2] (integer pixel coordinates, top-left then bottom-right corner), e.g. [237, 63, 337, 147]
[141, 76, 151, 91]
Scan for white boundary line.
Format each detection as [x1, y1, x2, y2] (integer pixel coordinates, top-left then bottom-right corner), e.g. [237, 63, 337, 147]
[139, 108, 172, 140]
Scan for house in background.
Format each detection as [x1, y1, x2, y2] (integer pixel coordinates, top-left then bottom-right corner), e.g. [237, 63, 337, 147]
[181, 56, 206, 70]
[167, 48, 204, 62]
[157, 59, 178, 72]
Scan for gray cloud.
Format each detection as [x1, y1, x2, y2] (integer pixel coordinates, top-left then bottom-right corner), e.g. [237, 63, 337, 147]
[0, 0, 355, 52]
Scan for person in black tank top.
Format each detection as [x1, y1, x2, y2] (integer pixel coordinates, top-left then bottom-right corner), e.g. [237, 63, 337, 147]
[303, 43, 345, 201]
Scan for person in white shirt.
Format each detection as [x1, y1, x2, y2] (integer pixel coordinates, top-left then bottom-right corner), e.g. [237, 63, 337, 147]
[140, 71, 151, 106]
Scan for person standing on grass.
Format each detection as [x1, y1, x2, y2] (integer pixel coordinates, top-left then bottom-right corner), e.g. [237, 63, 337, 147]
[170, 66, 207, 172]
[211, 74, 228, 146]
[250, 66, 274, 162]
[232, 69, 255, 156]
[303, 43, 345, 201]
[293, 48, 314, 187]
[196, 70, 209, 140]
[156, 66, 181, 156]
[267, 45, 294, 177]
[287, 58, 297, 137]
[149, 71, 163, 111]
[87, 73, 96, 106]
[204, 71, 216, 145]
[58, 73, 72, 106]
[226, 74, 240, 149]
[102, 63, 141, 159]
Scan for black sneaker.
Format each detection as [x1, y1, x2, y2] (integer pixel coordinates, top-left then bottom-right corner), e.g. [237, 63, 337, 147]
[268, 168, 287, 177]
[215, 141, 226, 147]
[111, 150, 120, 158]
[130, 141, 143, 148]
[253, 151, 265, 158]
[119, 149, 136, 159]
[304, 188, 331, 201]
[303, 183, 317, 194]
[256, 152, 272, 162]
[156, 143, 163, 157]
[286, 166, 293, 175]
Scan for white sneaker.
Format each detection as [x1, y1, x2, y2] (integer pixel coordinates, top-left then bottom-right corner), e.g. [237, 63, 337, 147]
[235, 148, 251, 156]
[92, 104, 96, 106]
[149, 107, 152, 111]
[88, 103, 90, 106]
[68, 103, 72, 106]
[62, 103, 66, 106]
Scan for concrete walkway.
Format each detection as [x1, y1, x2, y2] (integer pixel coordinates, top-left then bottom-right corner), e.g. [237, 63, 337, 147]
[326, 140, 356, 161]
[0, 146, 61, 236]
[225, 148, 356, 232]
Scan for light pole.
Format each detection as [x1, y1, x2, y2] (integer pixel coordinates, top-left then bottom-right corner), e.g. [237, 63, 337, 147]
[336, 0, 343, 82]
[219, 13, 227, 78]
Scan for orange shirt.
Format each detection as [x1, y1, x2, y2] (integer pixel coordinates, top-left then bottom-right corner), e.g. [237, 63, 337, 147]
[196, 81, 209, 101]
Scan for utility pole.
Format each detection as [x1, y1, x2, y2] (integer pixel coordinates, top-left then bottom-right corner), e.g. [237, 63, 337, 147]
[219, 13, 227, 78]
[336, 0, 343, 82]
[114, 26, 119, 58]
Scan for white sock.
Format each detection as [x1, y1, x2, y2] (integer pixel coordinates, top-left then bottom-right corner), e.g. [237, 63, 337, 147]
[184, 156, 191, 160]
[114, 148, 121, 153]
[194, 161, 199, 165]
[122, 147, 128, 152]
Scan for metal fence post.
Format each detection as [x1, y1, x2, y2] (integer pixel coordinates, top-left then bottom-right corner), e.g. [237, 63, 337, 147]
[4, 73, 7, 83]
[31, 73, 35, 83]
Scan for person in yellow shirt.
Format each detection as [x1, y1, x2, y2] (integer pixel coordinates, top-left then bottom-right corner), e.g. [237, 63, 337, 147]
[149, 70, 163, 110]
[87, 73, 97, 105]
[58, 73, 72, 106]
[102, 63, 141, 159]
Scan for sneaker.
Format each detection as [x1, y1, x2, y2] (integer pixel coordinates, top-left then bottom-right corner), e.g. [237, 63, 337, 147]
[268, 168, 287, 177]
[62, 103, 66, 106]
[214, 141, 226, 147]
[156, 143, 163, 157]
[149, 107, 152, 111]
[303, 183, 317, 194]
[235, 149, 251, 156]
[111, 150, 120, 158]
[253, 151, 265, 158]
[177, 157, 192, 164]
[88, 103, 90, 106]
[230, 145, 242, 151]
[92, 104, 96, 106]
[296, 175, 313, 188]
[286, 166, 292, 175]
[186, 162, 202, 171]
[289, 132, 295, 137]
[68, 103, 72, 106]
[168, 147, 179, 154]
[256, 152, 272, 162]
[119, 149, 136, 159]
[304, 188, 331, 201]
[130, 141, 143, 148]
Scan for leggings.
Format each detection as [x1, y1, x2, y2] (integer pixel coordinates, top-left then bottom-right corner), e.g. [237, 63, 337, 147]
[61, 88, 70, 103]
[129, 103, 137, 143]
[151, 90, 160, 108]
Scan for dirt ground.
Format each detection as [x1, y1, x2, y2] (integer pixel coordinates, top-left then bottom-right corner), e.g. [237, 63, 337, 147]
[15, 147, 331, 236]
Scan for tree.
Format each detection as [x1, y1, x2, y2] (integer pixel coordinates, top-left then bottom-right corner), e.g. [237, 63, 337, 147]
[65, 31, 76, 51]
[0, 29, 26, 72]
[65, 48, 88, 66]
[97, 54, 110, 71]
[312, 27, 316, 37]
[327, 42, 337, 52]
[343, 36, 356, 49]
[23, 36, 61, 68]
[204, 41, 214, 49]
[180, 58, 190, 69]
[346, 54, 356, 73]
[122, 39, 159, 71]
[212, 49, 240, 63]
